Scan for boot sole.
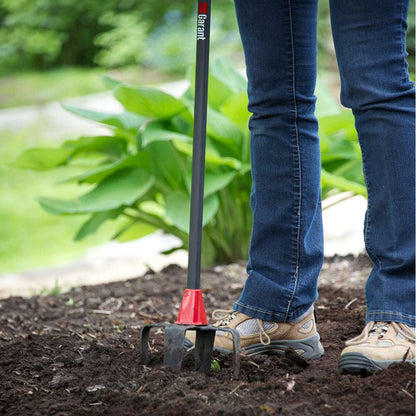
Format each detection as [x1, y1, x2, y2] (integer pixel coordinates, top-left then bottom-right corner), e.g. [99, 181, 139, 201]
[184, 333, 324, 360]
[338, 352, 416, 376]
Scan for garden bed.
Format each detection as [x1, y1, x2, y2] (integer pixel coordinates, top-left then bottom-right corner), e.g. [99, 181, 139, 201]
[0, 255, 414, 415]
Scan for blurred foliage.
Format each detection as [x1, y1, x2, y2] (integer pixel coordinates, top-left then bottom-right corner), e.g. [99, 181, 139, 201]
[0, 0, 413, 74]
[0, 123, 121, 272]
[0, 0, 235, 72]
[14, 60, 365, 266]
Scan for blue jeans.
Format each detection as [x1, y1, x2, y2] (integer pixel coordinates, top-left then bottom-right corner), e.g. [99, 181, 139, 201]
[232, 0, 416, 327]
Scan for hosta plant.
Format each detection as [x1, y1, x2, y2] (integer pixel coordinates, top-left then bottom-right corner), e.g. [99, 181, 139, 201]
[13, 60, 366, 265]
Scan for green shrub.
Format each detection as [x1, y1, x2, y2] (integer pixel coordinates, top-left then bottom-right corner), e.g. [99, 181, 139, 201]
[13, 60, 365, 265]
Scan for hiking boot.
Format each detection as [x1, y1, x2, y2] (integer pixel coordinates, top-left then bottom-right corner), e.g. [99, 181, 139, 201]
[338, 321, 416, 375]
[185, 308, 324, 359]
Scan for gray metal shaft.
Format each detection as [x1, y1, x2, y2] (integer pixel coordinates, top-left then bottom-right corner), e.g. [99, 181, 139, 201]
[187, 0, 211, 290]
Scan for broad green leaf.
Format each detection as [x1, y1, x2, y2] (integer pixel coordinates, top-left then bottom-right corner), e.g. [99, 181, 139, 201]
[75, 208, 123, 240]
[321, 138, 356, 163]
[207, 107, 244, 149]
[114, 85, 186, 119]
[64, 153, 152, 184]
[63, 104, 147, 130]
[101, 75, 122, 89]
[62, 136, 128, 161]
[321, 169, 366, 196]
[39, 168, 154, 214]
[210, 59, 247, 94]
[185, 171, 237, 197]
[188, 64, 235, 110]
[220, 93, 250, 131]
[332, 160, 364, 184]
[148, 141, 187, 190]
[139, 201, 166, 219]
[173, 139, 242, 170]
[115, 221, 158, 243]
[12, 148, 74, 170]
[319, 129, 331, 153]
[315, 77, 340, 118]
[165, 191, 219, 233]
[319, 112, 355, 136]
[142, 121, 192, 147]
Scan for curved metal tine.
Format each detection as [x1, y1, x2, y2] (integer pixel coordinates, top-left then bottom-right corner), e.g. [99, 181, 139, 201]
[164, 324, 189, 373]
[194, 328, 216, 373]
[140, 323, 166, 365]
[219, 327, 241, 379]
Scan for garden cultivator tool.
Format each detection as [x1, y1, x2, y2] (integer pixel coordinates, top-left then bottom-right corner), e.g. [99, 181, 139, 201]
[140, 0, 241, 378]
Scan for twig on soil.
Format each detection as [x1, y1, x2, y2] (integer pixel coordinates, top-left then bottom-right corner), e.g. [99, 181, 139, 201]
[69, 330, 85, 340]
[345, 298, 358, 309]
[229, 382, 245, 395]
[401, 388, 414, 399]
[248, 360, 260, 368]
[136, 311, 160, 320]
[140, 299, 168, 319]
[136, 385, 145, 393]
[91, 310, 112, 315]
[100, 298, 122, 312]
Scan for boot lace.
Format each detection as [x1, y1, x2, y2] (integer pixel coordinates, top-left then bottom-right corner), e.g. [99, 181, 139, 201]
[211, 309, 271, 345]
[212, 309, 237, 326]
[346, 321, 416, 345]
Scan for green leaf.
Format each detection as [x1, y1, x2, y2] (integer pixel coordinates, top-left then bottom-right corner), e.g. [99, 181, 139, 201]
[319, 112, 355, 136]
[210, 59, 247, 94]
[148, 141, 187, 190]
[173, 140, 242, 170]
[62, 136, 128, 161]
[114, 85, 186, 119]
[188, 59, 246, 110]
[321, 169, 367, 196]
[207, 107, 244, 149]
[115, 221, 158, 243]
[39, 168, 154, 214]
[12, 148, 74, 170]
[142, 121, 192, 147]
[185, 171, 237, 197]
[211, 359, 220, 371]
[165, 191, 219, 233]
[101, 75, 122, 89]
[321, 139, 356, 163]
[220, 93, 250, 131]
[75, 208, 123, 240]
[64, 153, 152, 184]
[62, 104, 147, 130]
[315, 77, 340, 118]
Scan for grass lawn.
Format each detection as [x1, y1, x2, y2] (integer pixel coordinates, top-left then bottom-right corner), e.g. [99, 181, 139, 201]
[0, 66, 177, 110]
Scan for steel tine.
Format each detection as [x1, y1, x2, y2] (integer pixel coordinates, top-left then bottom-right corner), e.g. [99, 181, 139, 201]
[194, 328, 216, 373]
[139, 325, 152, 365]
[220, 327, 241, 379]
[163, 325, 188, 372]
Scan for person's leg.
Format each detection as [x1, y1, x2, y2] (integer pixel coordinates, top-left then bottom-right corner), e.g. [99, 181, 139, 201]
[330, 0, 415, 373]
[330, 0, 415, 328]
[232, 0, 323, 323]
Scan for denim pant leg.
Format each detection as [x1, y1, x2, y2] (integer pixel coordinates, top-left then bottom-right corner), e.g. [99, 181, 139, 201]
[330, 0, 416, 327]
[232, 0, 323, 322]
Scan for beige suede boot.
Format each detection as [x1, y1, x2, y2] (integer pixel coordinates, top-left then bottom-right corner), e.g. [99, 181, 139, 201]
[185, 308, 324, 359]
[339, 321, 415, 375]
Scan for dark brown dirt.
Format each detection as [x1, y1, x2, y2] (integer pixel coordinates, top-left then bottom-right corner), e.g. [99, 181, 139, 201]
[0, 256, 414, 416]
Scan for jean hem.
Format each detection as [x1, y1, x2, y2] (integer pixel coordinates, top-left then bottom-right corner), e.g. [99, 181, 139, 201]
[233, 301, 313, 323]
[366, 310, 415, 327]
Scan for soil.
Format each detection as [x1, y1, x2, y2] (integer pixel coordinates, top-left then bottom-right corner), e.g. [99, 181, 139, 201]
[0, 255, 414, 416]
